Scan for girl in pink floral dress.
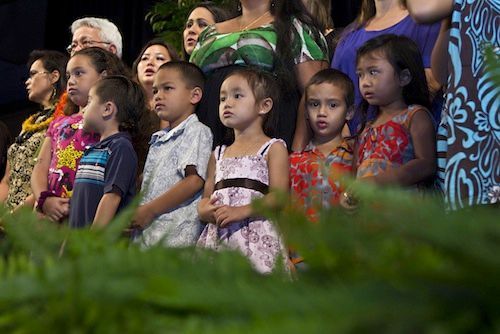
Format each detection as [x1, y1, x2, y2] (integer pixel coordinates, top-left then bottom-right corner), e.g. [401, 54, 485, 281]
[197, 68, 289, 274]
[31, 48, 126, 222]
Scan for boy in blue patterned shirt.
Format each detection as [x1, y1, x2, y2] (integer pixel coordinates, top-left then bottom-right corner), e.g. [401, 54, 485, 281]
[132, 61, 212, 247]
[69, 76, 144, 228]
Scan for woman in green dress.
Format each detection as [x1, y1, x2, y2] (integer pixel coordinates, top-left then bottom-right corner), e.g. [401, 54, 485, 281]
[0, 50, 68, 210]
[190, 0, 328, 149]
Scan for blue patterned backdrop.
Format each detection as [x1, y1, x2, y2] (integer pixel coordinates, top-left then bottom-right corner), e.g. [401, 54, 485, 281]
[440, 0, 499, 209]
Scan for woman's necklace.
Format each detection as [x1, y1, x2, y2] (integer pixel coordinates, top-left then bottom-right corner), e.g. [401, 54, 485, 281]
[16, 107, 55, 144]
[239, 10, 271, 31]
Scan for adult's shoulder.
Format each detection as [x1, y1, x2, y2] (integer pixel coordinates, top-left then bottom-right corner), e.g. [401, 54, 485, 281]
[289, 17, 328, 62]
[197, 24, 219, 44]
[290, 16, 324, 37]
[404, 14, 441, 34]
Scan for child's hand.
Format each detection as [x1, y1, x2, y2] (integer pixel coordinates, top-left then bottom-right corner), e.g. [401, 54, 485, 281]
[198, 196, 222, 224]
[42, 197, 70, 222]
[131, 204, 156, 229]
[214, 205, 251, 228]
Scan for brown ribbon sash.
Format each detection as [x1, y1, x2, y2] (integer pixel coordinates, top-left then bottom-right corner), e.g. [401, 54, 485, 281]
[213, 178, 269, 194]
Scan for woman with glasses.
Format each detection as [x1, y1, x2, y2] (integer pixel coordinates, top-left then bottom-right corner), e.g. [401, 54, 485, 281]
[0, 50, 68, 211]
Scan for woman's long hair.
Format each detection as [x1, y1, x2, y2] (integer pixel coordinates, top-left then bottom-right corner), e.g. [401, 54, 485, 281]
[271, 0, 326, 95]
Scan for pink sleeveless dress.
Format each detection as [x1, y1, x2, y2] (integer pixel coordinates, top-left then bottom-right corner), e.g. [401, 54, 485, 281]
[197, 138, 286, 273]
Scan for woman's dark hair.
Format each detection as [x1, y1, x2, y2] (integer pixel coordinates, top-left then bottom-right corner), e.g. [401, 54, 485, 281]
[182, 1, 233, 60]
[251, 0, 326, 100]
[27, 50, 69, 105]
[64, 47, 130, 116]
[223, 67, 279, 141]
[195, 1, 232, 23]
[302, 0, 334, 32]
[0, 121, 13, 179]
[132, 38, 180, 81]
[355, 34, 430, 136]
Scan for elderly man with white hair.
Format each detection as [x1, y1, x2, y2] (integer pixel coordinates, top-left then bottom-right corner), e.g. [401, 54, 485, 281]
[67, 17, 123, 58]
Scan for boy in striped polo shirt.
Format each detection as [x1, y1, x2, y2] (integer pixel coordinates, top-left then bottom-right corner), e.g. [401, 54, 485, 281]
[69, 76, 144, 228]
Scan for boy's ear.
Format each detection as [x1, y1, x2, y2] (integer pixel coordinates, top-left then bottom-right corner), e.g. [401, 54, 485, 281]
[399, 69, 412, 87]
[345, 105, 355, 121]
[102, 101, 116, 119]
[190, 86, 203, 105]
[258, 97, 273, 115]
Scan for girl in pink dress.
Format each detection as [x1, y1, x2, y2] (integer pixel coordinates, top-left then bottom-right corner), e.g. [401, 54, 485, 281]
[31, 47, 127, 222]
[197, 68, 289, 274]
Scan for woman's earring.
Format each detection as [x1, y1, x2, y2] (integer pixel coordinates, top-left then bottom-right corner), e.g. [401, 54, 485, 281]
[50, 86, 57, 102]
[271, 0, 276, 8]
[237, 1, 241, 12]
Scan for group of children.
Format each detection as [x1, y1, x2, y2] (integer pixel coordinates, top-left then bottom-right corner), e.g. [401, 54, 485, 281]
[29, 32, 437, 273]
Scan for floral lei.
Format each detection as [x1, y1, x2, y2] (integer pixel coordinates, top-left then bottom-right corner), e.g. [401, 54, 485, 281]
[15, 92, 68, 145]
[21, 109, 55, 134]
[53, 91, 67, 119]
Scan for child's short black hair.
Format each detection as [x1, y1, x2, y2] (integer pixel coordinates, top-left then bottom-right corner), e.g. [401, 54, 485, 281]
[93, 75, 147, 133]
[305, 68, 355, 108]
[157, 61, 205, 90]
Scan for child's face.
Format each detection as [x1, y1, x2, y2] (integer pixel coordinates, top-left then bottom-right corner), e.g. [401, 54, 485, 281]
[137, 44, 171, 88]
[82, 86, 105, 133]
[66, 54, 103, 107]
[219, 74, 261, 130]
[152, 68, 196, 128]
[306, 83, 349, 141]
[356, 52, 404, 107]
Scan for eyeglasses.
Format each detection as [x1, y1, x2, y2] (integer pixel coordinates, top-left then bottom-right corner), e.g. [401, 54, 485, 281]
[66, 39, 112, 54]
[26, 71, 50, 80]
